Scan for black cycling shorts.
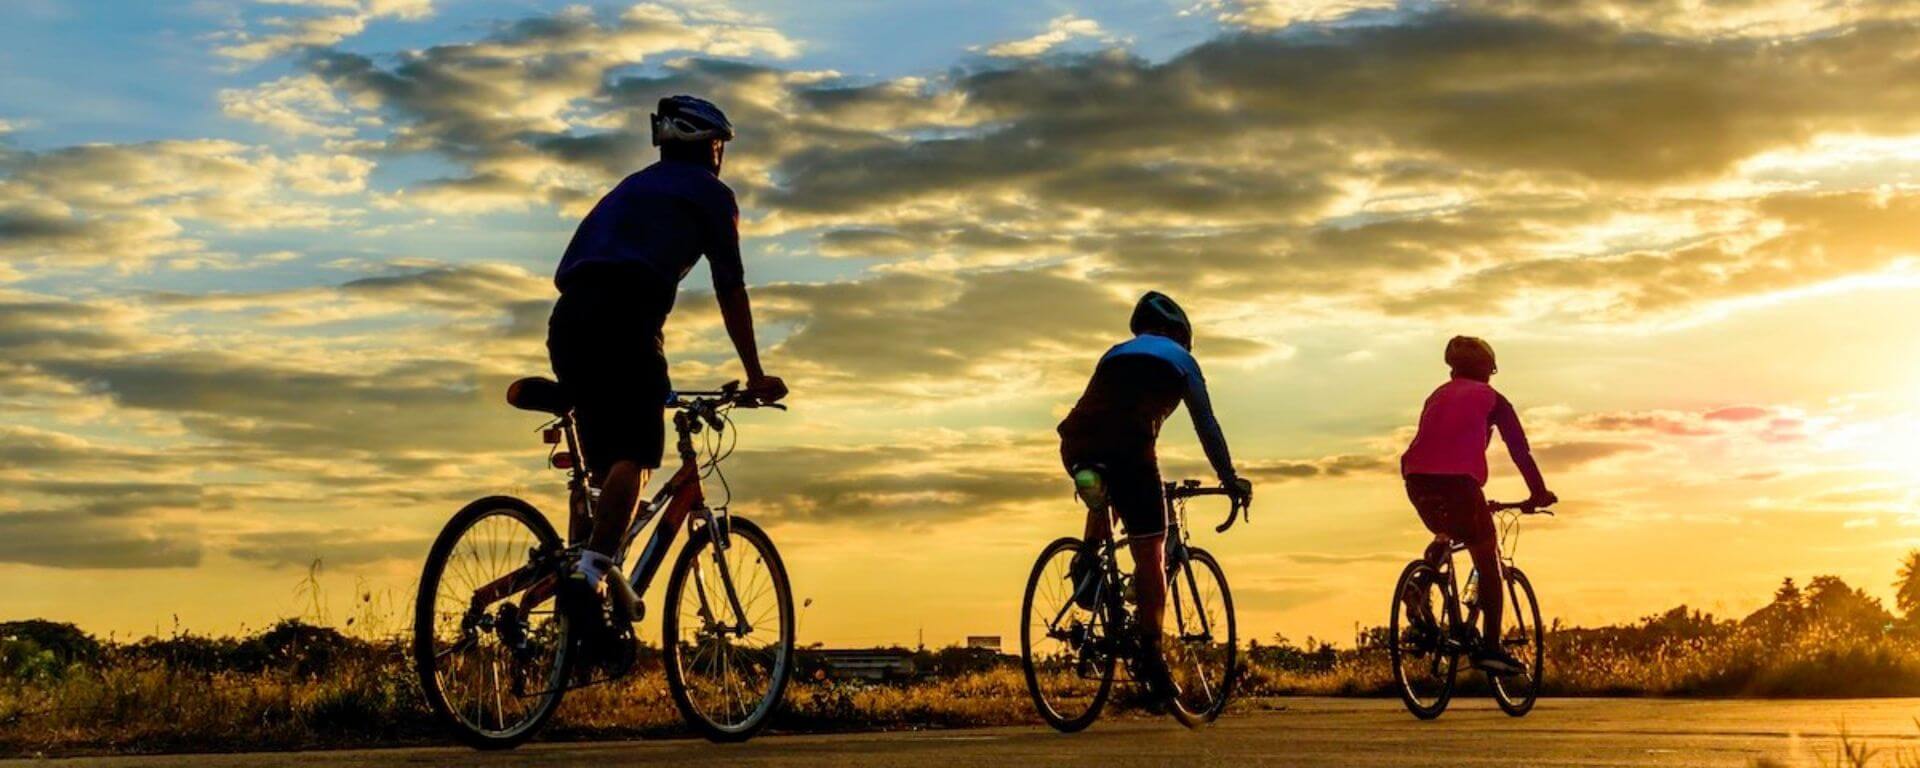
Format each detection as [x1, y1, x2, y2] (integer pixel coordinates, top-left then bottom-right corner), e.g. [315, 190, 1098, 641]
[547, 268, 674, 479]
[1060, 441, 1167, 538]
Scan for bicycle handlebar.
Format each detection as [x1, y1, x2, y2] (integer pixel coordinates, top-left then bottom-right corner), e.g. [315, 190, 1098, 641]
[669, 380, 788, 411]
[1488, 500, 1554, 515]
[1166, 480, 1253, 533]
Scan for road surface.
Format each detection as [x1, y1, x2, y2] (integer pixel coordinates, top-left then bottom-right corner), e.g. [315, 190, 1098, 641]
[9, 697, 1918, 767]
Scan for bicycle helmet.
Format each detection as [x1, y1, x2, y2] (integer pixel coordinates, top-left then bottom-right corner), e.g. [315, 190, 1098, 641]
[1130, 291, 1193, 350]
[651, 95, 735, 146]
[1445, 335, 1497, 377]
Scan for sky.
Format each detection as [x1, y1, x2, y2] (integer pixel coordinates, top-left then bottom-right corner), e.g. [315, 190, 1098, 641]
[3, 0, 1920, 650]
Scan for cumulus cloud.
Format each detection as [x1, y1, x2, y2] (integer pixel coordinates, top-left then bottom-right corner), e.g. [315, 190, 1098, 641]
[976, 14, 1123, 58]
[0, 140, 369, 274]
[216, 0, 434, 63]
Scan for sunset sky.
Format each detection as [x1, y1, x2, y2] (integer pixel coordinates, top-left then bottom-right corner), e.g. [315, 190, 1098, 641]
[4, 0, 1920, 650]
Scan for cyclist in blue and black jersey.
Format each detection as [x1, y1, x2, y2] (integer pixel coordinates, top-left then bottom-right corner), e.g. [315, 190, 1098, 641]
[1057, 291, 1252, 700]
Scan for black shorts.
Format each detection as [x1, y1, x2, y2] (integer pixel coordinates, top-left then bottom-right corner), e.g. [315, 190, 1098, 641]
[547, 269, 674, 478]
[1061, 440, 1166, 538]
[1405, 474, 1494, 546]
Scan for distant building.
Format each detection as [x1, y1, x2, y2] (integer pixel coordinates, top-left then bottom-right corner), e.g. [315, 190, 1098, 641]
[803, 648, 918, 681]
[965, 635, 1001, 651]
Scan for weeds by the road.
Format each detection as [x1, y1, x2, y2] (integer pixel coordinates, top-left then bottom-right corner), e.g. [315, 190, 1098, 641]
[9, 561, 1920, 757]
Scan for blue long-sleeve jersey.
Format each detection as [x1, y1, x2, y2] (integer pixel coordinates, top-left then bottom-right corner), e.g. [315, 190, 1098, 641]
[1056, 333, 1236, 481]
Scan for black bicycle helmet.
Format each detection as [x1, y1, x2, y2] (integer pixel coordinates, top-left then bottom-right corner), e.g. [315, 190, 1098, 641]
[1445, 335, 1497, 377]
[1130, 291, 1193, 350]
[651, 95, 735, 146]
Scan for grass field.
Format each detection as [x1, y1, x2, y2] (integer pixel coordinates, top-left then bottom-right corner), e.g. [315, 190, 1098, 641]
[5, 562, 1919, 757]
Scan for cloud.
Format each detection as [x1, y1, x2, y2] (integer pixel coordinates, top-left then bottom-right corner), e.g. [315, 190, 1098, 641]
[220, 74, 357, 137]
[216, 0, 434, 63]
[272, 7, 799, 216]
[1243, 453, 1394, 482]
[0, 140, 368, 275]
[0, 511, 201, 569]
[228, 528, 430, 568]
[1532, 440, 1652, 469]
[977, 15, 1122, 58]
[1203, 0, 1398, 29]
[713, 437, 1063, 526]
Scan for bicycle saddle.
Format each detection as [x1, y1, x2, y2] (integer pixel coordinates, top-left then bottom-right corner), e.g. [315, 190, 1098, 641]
[506, 377, 570, 415]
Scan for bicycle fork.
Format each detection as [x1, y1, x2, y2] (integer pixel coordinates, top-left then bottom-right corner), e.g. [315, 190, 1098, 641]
[690, 506, 755, 637]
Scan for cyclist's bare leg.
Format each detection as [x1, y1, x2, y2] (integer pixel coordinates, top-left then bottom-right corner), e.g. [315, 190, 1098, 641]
[1465, 537, 1503, 644]
[1400, 535, 1449, 629]
[1081, 504, 1112, 545]
[588, 460, 651, 559]
[1129, 533, 1168, 640]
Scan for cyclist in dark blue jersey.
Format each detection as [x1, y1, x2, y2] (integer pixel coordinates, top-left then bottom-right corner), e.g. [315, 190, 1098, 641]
[1057, 291, 1252, 700]
[547, 95, 785, 606]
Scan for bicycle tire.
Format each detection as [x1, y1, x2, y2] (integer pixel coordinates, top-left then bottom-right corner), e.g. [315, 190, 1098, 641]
[662, 516, 794, 742]
[1021, 537, 1116, 733]
[1166, 548, 1235, 728]
[1389, 559, 1457, 720]
[413, 496, 570, 750]
[1491, 567, 1545, 716]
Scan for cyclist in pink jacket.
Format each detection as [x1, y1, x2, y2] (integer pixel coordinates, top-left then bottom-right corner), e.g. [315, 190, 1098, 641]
[1400, 336, 1557, 675]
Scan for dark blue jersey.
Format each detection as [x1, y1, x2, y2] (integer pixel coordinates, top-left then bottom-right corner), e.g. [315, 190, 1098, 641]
[1057, 333, 1235, 482]
[554, 158, 745, 309]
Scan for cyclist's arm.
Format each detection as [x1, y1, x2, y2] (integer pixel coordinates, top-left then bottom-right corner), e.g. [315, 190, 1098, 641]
[1180, 363, 1237, 484]
[1491, 393, 1549, 498]
[706, 187, 765, 381]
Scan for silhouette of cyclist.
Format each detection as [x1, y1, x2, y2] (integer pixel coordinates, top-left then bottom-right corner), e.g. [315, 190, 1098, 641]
[1400, 336, 1555, 676]
[546, 95, 785, 623]
[1056, 291, 1252, 701]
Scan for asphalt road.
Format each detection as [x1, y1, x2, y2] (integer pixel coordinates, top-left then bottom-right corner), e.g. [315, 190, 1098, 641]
[11, 697, 1920, 768]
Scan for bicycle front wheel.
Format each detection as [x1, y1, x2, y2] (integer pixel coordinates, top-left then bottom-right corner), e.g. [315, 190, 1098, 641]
[662, 516, 794, 742]
[1021, 537, 1116, 733]
[1389, 559, 1457, 720]
[413, 496, 571, 750]
[1491, 567, 1545, 716]
[1166, 548, 1235, 728]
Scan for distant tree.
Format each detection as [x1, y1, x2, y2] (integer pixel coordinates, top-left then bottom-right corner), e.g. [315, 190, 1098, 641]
[1896, 550, 1920, 620]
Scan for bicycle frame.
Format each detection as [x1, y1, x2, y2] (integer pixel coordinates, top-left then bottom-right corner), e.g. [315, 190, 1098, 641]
[469, 396, 755, 635]
[1042, 482, 1226, 659]
[1430, 507, 1536, 649]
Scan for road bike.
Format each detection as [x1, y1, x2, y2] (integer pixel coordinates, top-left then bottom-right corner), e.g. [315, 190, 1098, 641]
[412, 378, 794, 748]
[1388, 500, 1550, 719]
[1021, 477, 1248, 731]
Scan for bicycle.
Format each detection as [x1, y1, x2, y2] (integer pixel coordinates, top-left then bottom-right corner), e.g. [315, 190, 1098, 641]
[1388, 499, 1550, 719]
[412, 378, 794, 748]
[1021, 476, 1249, 732]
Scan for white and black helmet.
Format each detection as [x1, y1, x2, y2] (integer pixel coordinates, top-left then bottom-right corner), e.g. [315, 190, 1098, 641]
[1130, 291, 1193, 350]
[651, 95, 735, 146]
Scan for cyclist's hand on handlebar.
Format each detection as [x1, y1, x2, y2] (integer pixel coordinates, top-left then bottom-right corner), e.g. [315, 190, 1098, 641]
[1527, 490, 1559, 510]
[1225, 475, 1253, 503]
[745, 374, 787, 403]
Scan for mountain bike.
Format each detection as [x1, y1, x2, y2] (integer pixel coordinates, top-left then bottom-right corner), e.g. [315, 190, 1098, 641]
[1389, 500, 1550, 719]
[412, 378, 794, 748]
[1021, 477, 1248, 732]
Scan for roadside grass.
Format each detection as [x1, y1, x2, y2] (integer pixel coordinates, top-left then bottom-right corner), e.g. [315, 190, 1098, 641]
[6, 565, 1920, 756]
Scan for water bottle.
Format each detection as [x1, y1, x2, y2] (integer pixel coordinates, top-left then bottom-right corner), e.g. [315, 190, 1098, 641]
[1073, 468, 1107, 510]
[1463, 570, 1480, 608]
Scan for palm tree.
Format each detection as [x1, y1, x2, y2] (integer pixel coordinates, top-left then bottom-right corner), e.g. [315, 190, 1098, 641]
[1895, 551, 1920, 621]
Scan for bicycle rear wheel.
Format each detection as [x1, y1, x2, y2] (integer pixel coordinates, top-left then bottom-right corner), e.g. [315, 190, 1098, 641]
[1491, 567, 1545, 716]
[1021, 537, 1116, 733]
[1389, 559, 1457, 720]
[413, 496, 571, 750]
[1166, 548, 1235, 728]
[662, 516, 794, 742]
